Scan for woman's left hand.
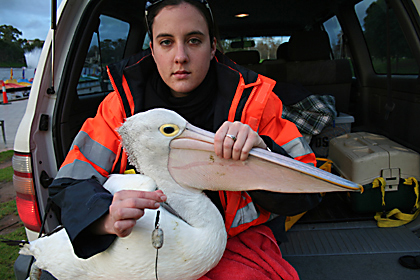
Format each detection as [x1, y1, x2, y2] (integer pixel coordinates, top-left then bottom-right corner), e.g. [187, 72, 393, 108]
[214, 121, 267, 161]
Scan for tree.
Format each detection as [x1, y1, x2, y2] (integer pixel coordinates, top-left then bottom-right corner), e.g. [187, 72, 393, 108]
[0, 25, 26, 66]
[363, 0, 411, 61]
[0, 25, 44, 67]
[23, 39, 44, 52]
[0, 25, 23, 42]
[86, 38, 127, 67]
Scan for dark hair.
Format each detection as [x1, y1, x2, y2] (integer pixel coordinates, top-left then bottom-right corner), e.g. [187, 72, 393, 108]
[145, 0, 215, 45]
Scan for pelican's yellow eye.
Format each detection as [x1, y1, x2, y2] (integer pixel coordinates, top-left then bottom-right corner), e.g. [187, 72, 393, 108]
[159, 124, 180, 137]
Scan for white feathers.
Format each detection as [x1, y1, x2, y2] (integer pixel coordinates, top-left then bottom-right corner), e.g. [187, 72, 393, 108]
[20, 109, 227, 280]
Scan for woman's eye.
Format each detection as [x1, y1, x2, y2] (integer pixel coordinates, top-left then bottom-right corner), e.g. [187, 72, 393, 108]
[189, 38, 202, 45]
[160, 39, 172, 46]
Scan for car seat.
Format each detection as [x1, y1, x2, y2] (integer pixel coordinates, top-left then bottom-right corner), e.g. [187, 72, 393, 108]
[263, 29, 352, 113]
[225, 50, 265, 73]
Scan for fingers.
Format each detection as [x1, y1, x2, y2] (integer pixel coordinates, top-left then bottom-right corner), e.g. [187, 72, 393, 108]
[107, 190, 167, 237]
[214, 121, 267, 161]
[113, 220, 136, 237]
[115, 189, 166, 200]
[113, 189, 166, 208]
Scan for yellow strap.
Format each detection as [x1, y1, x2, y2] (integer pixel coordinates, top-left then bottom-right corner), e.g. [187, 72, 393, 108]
[375, 208, 420, 227]
[374, 177, 420, 228]
[285, 212, 307, 231]
[315, 158, 334, 197]
[372, 177, 386, 206]
[404, 177, 420, 209]
[316, 158, 333, 173]
[124, 169, 136, 174]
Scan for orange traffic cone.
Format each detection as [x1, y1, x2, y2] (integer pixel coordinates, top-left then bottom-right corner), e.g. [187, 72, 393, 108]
[2, 81, 10, 105]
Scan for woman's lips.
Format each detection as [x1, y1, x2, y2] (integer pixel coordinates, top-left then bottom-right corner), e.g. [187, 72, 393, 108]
[173, 70, 191, 79]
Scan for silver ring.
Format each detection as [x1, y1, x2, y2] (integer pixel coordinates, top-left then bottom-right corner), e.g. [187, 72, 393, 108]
[226, 134, 237, 142]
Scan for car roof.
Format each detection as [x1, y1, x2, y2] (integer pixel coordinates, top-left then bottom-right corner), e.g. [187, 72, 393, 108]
[96, 0, 361, 39]
[209, 0, 361, 38]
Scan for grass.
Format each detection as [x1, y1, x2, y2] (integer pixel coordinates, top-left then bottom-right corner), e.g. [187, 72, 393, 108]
[0, 150, 13, 164]
[0, 149, 15, 187]
[0, 200, 18, 221]
[0, 150, 26, 279]
[0, 167, 13, 183]
[0, 150, 13, 183]
[0, 227, 26, 280]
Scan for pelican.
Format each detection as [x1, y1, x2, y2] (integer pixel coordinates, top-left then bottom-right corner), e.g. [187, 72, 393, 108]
[19, 108, 361, 280]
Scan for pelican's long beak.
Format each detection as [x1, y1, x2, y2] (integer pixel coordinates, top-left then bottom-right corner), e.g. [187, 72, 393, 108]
[168, 123, 362, 193]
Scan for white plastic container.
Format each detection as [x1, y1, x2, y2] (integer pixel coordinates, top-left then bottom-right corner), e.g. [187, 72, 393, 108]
[329, 132, 420, 187]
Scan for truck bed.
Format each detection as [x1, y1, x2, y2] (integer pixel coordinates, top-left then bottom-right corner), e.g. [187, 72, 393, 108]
[280, 193, 420, 279]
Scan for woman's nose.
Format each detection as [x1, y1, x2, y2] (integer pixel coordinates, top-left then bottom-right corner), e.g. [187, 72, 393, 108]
[174, 45, 188, 64]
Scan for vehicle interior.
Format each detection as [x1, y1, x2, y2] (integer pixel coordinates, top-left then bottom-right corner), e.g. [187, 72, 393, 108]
[51, 0, 420, 278]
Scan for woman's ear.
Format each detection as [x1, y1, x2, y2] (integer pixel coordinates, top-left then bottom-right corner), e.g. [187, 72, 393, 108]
[150, 41, 155, 60]
[211, 38, 217, 59]
[149, 41, 154, 54]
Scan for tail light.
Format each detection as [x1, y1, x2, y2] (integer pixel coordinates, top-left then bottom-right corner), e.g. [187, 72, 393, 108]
[12, 152, 42, 232]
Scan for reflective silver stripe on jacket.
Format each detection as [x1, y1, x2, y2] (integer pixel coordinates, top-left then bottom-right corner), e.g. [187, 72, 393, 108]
[230, 196, 262, 229]
[55, 131, 116, 183]
[55, 159, 108, 184]
[281, 136, 314, 164]
[71, 131, 116, 172]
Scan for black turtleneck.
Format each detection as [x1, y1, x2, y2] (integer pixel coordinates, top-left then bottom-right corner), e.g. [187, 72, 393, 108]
[143, 60, 217, 132]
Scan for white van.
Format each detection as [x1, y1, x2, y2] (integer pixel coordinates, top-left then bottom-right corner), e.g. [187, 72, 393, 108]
[12, 0, 420, 279]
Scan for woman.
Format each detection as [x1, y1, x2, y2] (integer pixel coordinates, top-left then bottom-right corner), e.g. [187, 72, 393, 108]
[48, 0, 320, 279]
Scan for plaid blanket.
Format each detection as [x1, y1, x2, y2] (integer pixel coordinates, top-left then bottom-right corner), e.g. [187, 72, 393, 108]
[282, 94, 337, 136]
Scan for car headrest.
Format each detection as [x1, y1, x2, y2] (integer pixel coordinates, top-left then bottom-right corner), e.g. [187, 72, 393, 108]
[276, 42, 290, 61]
[225, 50, 260, 65]
[287, 30, 331, 61]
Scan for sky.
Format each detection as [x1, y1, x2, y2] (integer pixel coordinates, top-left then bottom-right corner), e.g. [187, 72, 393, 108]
[0, 0, 63, 40]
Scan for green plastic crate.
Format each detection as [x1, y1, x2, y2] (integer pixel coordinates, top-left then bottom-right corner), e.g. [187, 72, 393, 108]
[349, 179, 417, 213]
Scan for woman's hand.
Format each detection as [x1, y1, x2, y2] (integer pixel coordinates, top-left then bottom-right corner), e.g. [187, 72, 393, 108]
[93, 190, 167, 237]
[214, 121, 267, 161]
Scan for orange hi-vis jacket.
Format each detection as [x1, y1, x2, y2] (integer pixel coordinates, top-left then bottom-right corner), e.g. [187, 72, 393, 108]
[56, 50, 316, 238]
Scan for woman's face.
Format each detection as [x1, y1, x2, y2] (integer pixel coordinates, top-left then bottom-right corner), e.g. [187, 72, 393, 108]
[150, 3, 217, 97]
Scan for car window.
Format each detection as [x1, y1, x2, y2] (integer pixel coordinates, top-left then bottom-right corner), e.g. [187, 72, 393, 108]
[324, 15, 355, 76]
[78, 15, 130, 95]
[220, 36, 290, 61]
[355, 0, 419, 74]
